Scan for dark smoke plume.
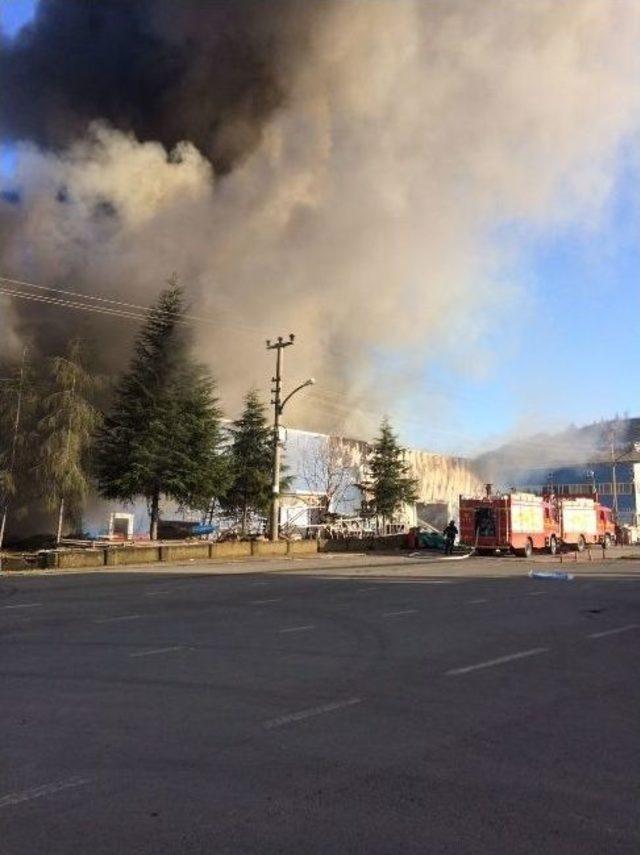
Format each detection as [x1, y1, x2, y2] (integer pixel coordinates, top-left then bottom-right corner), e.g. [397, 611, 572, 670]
[2, 1, 639, 443]
[1, 0, 302, 173]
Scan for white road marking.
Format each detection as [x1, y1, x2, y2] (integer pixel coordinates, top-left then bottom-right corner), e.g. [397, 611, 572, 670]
[129, 645, 184, 658]
[264, 697, 362, 729]
[250, 598, 281, 605]
[250, 581, 270, 586]
[446, 647, 549, 676]
[528, 591, 548, 596]
[94, 614, 144, 624]
[144, 590, 172, 597]
[3, 603, 43, 610]
[355, 587, 380, 594]
[588, 624, 639, 639]
[279, 625, 315, 634]
[0, 776, 90, 809]
[466, 598, 488, 604]
[382, 609, 418, 617]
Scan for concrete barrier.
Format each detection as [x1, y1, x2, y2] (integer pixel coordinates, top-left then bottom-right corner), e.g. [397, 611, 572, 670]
[105, 545, 161, 566]
[321, 534, 407, 552]
[55, 549, 105, 569]
[371, 533, 407, 550]
[318, 538, 347, 552]
[160, 543, 210, 562]
[36, 536, 318, 572]
[252, 540, 288, 557]
[209, 541, 252, 559]
[288, 539, 318, 555]
[38, 550, 61, 569]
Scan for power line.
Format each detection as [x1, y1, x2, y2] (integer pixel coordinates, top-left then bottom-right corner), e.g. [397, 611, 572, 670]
[1, 274, 161, 315]
[0, 276, 488, 398]
[1, 273, 498, 407]
[0, 274, 265, 336]
[0, 286, 152, 323]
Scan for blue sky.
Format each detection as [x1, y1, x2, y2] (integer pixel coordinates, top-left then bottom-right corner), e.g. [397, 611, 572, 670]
[1, 1, 638, 453]
[0, 1, 36, 175]
[0, 0, 37, 37]
[393, 141, 640, 454]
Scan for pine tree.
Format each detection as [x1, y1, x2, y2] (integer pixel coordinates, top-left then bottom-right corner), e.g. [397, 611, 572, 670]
[368, 417, 418, 532]
[222, 390, 274, 534]
[0, 352, 48, 546]
[37, 339, 102, 543]
[95, 279, 226, 540]
[0, 349, 35, 547]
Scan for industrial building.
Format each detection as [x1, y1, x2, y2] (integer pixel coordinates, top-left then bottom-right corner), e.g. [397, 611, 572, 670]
[83, 427, 482, 539]
[277, 428, 482, 534]
[500, 419, 640, 527]
[514, 451, 640, 526]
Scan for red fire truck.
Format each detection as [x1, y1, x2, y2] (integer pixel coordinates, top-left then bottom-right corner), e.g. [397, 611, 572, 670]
[459, 488, 616, 557]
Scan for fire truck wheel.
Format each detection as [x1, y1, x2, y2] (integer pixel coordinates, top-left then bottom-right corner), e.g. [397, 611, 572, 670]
[604, 533, 612, 549]
[549, 535, 558, 555]
[523, 537, 533, 558]
[576, 535, 586, 552]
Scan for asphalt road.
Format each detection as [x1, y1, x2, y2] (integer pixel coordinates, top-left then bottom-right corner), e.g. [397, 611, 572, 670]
[1, 560, 639, 854]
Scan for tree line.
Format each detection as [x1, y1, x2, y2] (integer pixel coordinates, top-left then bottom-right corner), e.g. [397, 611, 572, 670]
[1, 281, 417, 545]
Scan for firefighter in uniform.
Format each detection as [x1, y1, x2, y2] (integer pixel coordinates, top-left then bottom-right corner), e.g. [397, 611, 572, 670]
[443, 520, 458, 555]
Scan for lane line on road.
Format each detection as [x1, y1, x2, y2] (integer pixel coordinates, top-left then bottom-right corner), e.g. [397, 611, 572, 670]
[528, 591, 548, 596]
[94, 614, 144, 624]
[3, 603, 43, 610]
[588, 624, 639, 639]
[250, 598, 281, 605]
[129, 646, 184, 658]
[446, 647, 550, 676]
[382, 609, 418, 617]
[0, 776, 91, 809]
[264, 697, 362, 729]
[466, 598, 488, 604]
[3, 629, 39, 639]
[144, 590, 172, 597]
[279, 625, 315, 634]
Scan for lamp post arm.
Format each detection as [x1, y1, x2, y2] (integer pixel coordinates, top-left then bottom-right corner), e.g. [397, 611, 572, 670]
[279, 379, 315, 414]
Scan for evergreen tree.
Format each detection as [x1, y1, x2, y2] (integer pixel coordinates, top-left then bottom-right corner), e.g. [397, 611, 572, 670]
[95, 279, 226, 540]
[368, 417, 418, 531]
[37, 339, 102, 543]
[222, 390, 274, 534]
[0, 350, 38, 546]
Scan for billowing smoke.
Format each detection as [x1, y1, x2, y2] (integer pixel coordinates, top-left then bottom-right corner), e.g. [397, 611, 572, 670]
[2, 1, 639, 438]
[0, 0, 294, 172]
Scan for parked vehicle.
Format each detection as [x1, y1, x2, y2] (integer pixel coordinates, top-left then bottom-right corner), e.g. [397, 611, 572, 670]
[560, 496, 616, 551]
[459, 488, 616, 557]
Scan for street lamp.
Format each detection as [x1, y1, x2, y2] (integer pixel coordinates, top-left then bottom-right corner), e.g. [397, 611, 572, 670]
[266, 333, 316, 541]
[279, 378, 316, 415]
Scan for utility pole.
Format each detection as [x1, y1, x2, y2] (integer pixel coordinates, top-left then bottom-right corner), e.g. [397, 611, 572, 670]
[0, 347, 27, 551]
[266, 334, 315, 541]
[267, 335, 295, 541]
[609, 428, 618, 519]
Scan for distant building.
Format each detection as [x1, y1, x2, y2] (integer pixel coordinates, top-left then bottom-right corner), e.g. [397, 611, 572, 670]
[79, 426, 483, 539]
[280, 428, 483, 533]
[507, 450, 640, 526]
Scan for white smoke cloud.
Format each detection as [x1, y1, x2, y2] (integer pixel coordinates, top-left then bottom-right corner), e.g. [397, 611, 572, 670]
[2, 0, 639, 442]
